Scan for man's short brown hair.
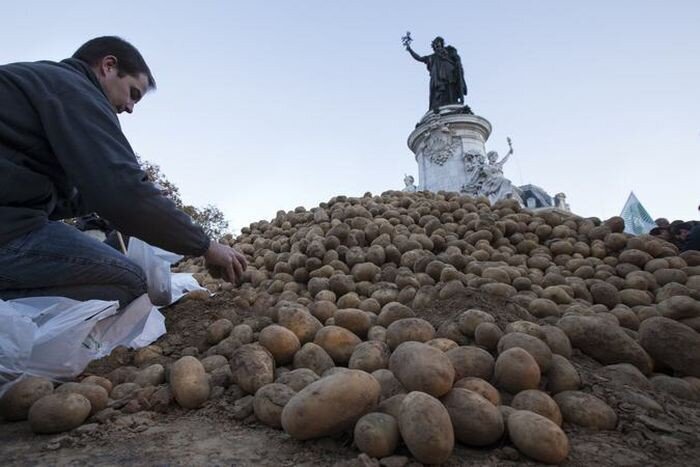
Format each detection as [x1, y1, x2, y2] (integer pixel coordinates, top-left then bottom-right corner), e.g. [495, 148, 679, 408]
[73, 36, 156, 90]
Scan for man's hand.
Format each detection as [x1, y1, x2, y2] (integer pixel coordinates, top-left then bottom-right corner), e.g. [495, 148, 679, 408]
[203, 241, 248, 284]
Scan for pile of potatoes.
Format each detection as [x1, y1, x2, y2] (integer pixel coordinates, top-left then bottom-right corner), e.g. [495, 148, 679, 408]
[4, 190, 700, 464]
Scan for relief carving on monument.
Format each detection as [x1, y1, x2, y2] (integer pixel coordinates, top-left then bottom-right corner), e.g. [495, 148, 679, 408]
[416, 124, 462, 166]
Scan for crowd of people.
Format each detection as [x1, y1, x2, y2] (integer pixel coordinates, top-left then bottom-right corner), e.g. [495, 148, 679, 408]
[650, 209, 700, 252]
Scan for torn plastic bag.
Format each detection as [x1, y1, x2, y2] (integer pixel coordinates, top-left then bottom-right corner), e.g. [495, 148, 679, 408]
[126, 237, 184, 306]
[0, 297, 119, 386]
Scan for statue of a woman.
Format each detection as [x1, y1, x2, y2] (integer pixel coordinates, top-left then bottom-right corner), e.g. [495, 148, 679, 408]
[479, 140, 521, 204]
[406, 36, 467, 112]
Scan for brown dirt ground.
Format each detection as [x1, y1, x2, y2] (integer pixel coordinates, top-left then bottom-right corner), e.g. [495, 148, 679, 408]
[2, 291, 700, 466]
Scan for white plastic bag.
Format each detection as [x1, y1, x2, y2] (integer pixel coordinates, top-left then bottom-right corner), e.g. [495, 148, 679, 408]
[127, 238, 183, 306]
[0, 297, 119, 386]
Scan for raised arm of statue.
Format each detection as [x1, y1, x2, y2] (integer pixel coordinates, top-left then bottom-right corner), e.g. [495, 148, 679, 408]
[497, 137, 514, 169]
[406, 46, 428, 64]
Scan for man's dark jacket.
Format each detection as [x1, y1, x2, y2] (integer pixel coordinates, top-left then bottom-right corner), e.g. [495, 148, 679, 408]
[0, 58, 210, 256]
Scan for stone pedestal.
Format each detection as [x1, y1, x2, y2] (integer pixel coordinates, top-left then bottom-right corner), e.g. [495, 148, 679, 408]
[407, 105, 492, 193]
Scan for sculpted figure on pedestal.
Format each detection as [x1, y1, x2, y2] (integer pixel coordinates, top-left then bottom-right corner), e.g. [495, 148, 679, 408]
[461, 138, 521, 204]
[403, 174, 417, 192]
[404, 33, 467, 113]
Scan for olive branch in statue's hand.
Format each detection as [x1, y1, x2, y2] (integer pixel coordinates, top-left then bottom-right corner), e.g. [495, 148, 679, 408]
[401, 31, 413, 49]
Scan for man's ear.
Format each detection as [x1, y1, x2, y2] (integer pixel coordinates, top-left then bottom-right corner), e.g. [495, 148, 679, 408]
[98, 55, 119, 77]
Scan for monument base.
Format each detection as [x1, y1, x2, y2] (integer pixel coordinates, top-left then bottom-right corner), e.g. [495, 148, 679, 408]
[404, 105, 570, 212]
[407, 105, 492, 194]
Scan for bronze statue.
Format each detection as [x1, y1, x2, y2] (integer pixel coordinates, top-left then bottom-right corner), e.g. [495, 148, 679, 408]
[403, 33, 467, 112]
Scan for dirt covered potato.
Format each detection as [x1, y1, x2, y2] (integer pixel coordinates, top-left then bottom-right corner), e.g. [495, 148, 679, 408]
[353, 412, 400, 458]
[55, 382, 108, 415]
[511, 389, 562, 425]
[28, 393, 91, 434]
[230, 344, 275, 395]
[441, 388, 503, 446]
[276, 368, 319, 391]
[389, 341, 455, 397]
[253, 383, 296, 428]
[313, 325, 362, 364]
[281, 370, 380, 440]
[206, 318, 233, 345]
[447, 346, 495, 380]
[0, 376, 53, 421]
[348, 341, 391, 373]
[385, 318, 436, 350]
[508, 410, 569, 464]
[170, 356, 210, 409]
[494, 347, 541, 394]
[398, 391, 454, 464]
[453, 377, 501, 405]
[334, 308, 372, 338]
[293, 342, 335, 375]
[258, 324, 301, 365]
[553, 391, 617, 430]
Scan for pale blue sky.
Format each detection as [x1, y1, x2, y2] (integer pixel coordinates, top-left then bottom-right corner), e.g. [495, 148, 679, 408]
[2, 1, 699, 231]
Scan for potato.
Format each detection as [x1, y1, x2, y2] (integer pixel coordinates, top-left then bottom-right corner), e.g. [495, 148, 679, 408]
[639, 317, 700, 377]
[230, 344, 275, 395]
[511, 389, 562, 425]
[231, 324, 254, 344]
[446, 346, 495, 381]
[441, 388, 503, 446]
[377, 302, 416, 327]
[596, 363, 650, 389]
[309, 300, 337, 322]
[334, 308, 372, 338]
[28, 393, 91, 434]
[557, 315, 652, 375]
[505, 321, 545, 340]
[253, 383, 296, 428]
[258, 324, 301, 365]
[453, 377, 501, 405]
[546, 355, 581, 394]
[313, 325, 362, 364]
[278, 306, 323, 344]
[0, 376, 54, 421]
[276, 368, 319, 391]
[386, 318, 436, 350]
[371, 369, 407, 400]
[650, 375, 696, 400]
[541, 325, 572, 358]
[281, 370, 380, 440]
[293, 342, 335, 375]
[133, 363, 166, 387]
[472, 323, 500, 351]
[110, 382, 140, 400]
[367, 325, 387, 342]
[133, 345, 163, 366]
[378, 393, 407, 419]
[55, 382, 108, 415]
[553, 391, 617, 430]
[206, 318, 233, 345]
[353, 412, 400, 458]
[497, 332, 552, 372]
[81, 375, 112, 394]
[169, 356, 210, 409]
[389, 341, 455, 397]
[426, 337, 459, 352]
[398, 391, 454, 464]
[507, 410, 569, 464]
[201, 355, 229, 373]
[494, 348, 541, 394]
[348, 341, 391, 373]
[457, 309, 495, 337]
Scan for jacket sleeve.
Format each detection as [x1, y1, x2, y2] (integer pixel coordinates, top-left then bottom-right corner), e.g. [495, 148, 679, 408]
[36, 85, 211, 257]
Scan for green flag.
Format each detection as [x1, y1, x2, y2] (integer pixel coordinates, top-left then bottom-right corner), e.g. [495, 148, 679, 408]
[620, 192, 655, 235]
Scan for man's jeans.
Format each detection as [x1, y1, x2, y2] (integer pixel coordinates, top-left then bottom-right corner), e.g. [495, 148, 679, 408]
[0, 221, 147, 307]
